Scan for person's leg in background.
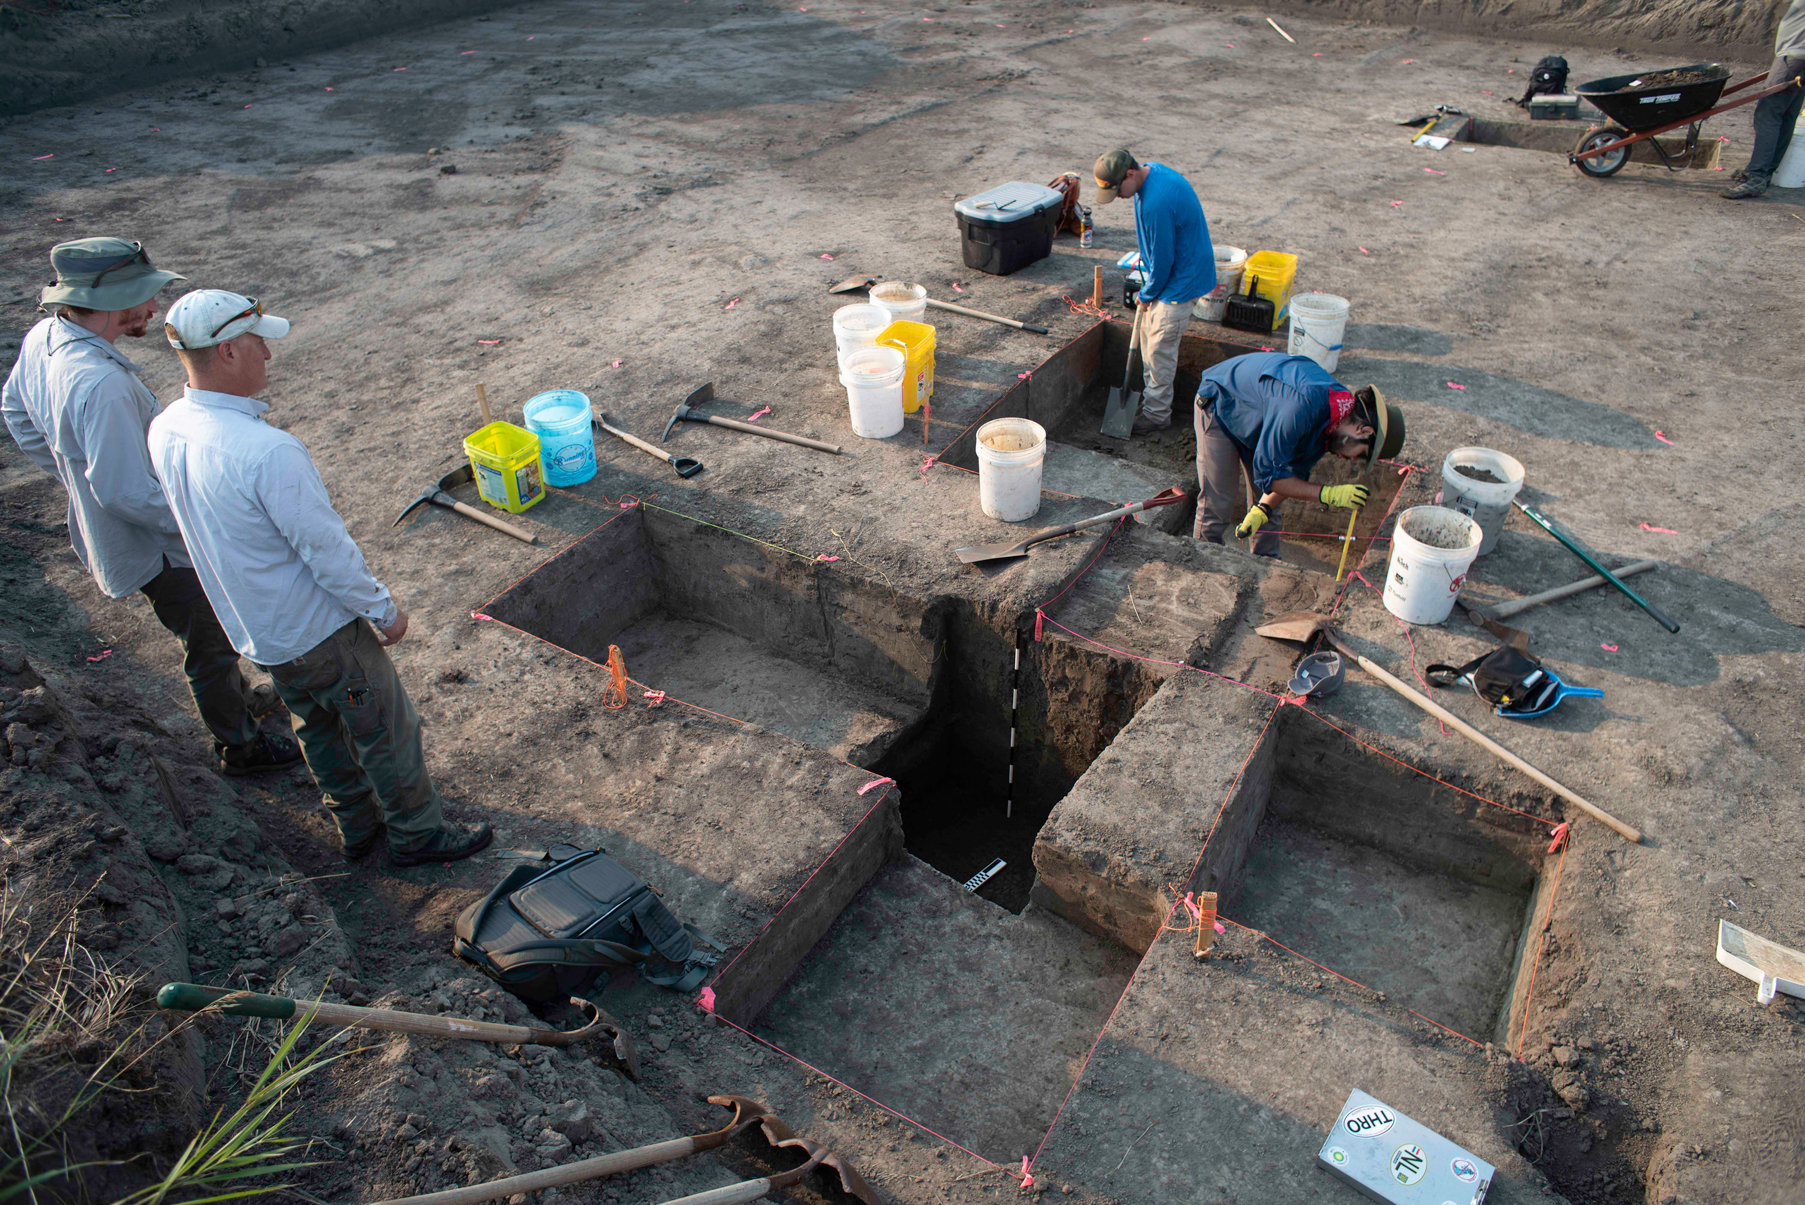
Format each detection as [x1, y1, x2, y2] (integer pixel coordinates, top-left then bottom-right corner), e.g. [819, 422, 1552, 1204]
[139, 559, 298, 772]
[1133, 299, 1198, 434]
[1725, 56, 1805, 197]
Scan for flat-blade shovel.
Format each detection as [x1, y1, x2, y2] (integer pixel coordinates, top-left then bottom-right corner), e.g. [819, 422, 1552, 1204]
[1098, 306, 1144, 439]
[955, 487, 1186, 565]
[594, 413, 704, 478]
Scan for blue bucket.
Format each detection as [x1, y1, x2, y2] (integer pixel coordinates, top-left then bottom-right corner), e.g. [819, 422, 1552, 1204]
[522, 390, 596, 487]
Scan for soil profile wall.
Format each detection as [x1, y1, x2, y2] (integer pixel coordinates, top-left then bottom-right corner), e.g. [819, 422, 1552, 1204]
[0, 0, 522, 117]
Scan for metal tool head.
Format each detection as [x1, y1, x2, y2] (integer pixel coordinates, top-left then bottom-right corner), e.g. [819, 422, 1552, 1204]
[766, 1136, 884, 1205]
[702, 1094, 796, 1148]
[827, 273, 883, 295]
[394, 464, 477, 527]
[661, 383, 715, 442]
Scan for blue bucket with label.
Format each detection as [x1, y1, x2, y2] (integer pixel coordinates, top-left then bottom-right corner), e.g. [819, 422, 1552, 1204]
[522, 390, 597, 487]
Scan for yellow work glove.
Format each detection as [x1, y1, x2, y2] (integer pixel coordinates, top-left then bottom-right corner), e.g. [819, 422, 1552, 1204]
[1236, 501, 1275, 540]
[1319, 483, 1370, 510]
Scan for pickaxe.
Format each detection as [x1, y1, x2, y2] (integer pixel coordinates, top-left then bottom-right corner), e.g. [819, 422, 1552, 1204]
[663, 384, 842, 455]
[395, 464, 537, 544]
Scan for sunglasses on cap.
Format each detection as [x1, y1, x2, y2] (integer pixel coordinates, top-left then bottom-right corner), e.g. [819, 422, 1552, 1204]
[86, 241, 152, 289]
[209, 298, 263, 340]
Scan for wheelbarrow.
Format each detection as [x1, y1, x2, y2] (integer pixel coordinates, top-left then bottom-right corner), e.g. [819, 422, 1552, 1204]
[1567, 61, 1804, 177]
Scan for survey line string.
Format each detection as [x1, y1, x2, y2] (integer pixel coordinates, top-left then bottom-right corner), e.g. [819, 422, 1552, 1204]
[1330, 464, 1417, 619]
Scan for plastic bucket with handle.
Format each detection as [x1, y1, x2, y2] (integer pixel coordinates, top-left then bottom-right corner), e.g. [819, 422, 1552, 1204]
[839, 345, 906, 438]
[975, 417, 1045, 522]
[522, 390, 597, 487]
[1382, 506, 1483, 625]
[1435, 447, 1525, 557]
[1286, 293, 1350, 372]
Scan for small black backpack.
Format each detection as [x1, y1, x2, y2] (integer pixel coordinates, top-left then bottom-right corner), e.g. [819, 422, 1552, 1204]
[453, 845, 718, 1004]
[1517, 55, 1570, 105]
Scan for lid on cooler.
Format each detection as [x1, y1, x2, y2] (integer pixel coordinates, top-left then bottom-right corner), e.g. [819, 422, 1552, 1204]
[953, 181, 1065, 223]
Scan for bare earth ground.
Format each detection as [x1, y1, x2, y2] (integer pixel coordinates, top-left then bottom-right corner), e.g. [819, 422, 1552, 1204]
[2, 2, 1803, 1205]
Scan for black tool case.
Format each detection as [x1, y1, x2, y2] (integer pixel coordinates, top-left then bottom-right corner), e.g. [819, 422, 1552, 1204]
[954, 181, 1065, 275]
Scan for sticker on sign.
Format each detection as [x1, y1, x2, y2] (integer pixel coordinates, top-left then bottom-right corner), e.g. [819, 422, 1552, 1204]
[1390, 1143, 1428, 1185]
[1342, 1104, 1397, 1138]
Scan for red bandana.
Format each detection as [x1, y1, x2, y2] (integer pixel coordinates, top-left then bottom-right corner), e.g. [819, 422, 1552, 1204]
[1327, 389, 1355, 428]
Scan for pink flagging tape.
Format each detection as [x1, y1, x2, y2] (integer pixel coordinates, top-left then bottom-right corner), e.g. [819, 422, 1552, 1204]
[1654, 430, 1674, 445]
[642, 690, 666, 707]
[1358, 246, 1370, 255]
[919, 455, 937, 474]
[1020, 1156, 1034, 1187]
[697, 985, 716, 1013]
[1446, 381, 1466, 390]
[724, 297, 739, 310]
[1424, 167, 1446, 175]
[469, 611, 495, 622]
[1547, 821, 1569, 853]
[819, 252, 834, 260]
[857, 776, 894, 796]
[85, 649, 112, 662]
[815, 554, 839, 562]
[1640, 522, 1678, 534]
[1601, 642, 1619, 652]
[746, 406, 772, 422]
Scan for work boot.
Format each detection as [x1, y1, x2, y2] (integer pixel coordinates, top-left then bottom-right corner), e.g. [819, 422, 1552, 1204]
[1721, 172, 1770, 199]
[1131, 412, 1172, 436]
[1730, 167, 1750, 181]
[218, 730, 304, 777]
[341, 823, 387, 862]
[389, 820, 494, 868]
[248, 681, 286, 719]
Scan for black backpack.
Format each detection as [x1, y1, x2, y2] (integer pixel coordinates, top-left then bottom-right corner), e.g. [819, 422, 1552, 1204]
[453, 845, 718, 1004]
[1517, 55, 1570, 105]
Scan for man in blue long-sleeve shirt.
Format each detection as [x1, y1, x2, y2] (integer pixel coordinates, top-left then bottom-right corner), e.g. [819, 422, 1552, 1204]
[1093, 148, 1216, 436]
[1192, 353, 1406, 556]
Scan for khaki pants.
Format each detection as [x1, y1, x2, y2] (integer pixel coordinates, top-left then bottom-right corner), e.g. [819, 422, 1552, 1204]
[1193, 395, 1281, 558]
[260, 620, 443, 852]
[1137, 299, 1201, 425]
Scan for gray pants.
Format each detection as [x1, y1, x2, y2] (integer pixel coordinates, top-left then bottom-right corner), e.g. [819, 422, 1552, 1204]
[1193, 394, 1281, 558]
[1745, 55, 1805, 177]
[1137, 299, 1201, 424]
[261, 620, 444, 853]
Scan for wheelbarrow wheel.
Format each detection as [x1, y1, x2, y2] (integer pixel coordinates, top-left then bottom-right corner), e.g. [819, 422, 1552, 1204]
[1573, 127, 1631, 177]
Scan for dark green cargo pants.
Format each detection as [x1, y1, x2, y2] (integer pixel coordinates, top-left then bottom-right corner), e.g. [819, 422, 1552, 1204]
[260, 620, 443, 853]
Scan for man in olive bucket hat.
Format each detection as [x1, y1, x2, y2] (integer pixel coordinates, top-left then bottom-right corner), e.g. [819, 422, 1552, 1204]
[2, 238, 301, 776]
[1191, 352, 1406, 558]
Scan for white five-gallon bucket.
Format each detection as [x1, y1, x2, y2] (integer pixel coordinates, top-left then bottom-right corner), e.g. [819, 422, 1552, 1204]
[1435, 447, 1525, 557]
[1382, 506, 1483, 625]
[1286, 292, 1351, 372]
[839, 345, 906, 438]
[975, 417, 1046, 522]
[1774, 124, 1805, 188]
[870, 281, 929, 323]
[1193, 245, 1249, 322]
[833, 303, 892, 366]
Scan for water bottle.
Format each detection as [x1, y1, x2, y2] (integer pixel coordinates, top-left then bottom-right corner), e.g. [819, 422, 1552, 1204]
[1079, 206, 1094, 249]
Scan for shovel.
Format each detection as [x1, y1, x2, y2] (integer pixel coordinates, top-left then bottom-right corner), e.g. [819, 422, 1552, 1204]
[594, 413, 704, 478]
[1099, 305, 1144, 439]
[828, 274, 1049, 334]
[955, 487, 1186, 565]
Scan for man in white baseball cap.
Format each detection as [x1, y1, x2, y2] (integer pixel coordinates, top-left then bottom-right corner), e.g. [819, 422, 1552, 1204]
[149, 290, 491, 868]
[2, 239, 300, 777]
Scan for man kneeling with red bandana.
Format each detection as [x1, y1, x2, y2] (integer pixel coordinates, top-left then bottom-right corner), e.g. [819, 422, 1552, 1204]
[1192, 352, 1407, 557]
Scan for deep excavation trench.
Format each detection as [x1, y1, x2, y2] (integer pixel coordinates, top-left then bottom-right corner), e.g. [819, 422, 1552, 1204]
[479, 487, 1565, 1162]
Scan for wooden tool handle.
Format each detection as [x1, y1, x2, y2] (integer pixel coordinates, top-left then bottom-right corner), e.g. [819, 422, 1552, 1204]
[924, 297, 1049, 334]
[1028, 487, 1186, 549]
[158, 983, 591, 1045]
[1485, 560, 1657, 618]
[475, 384, 494, 425]
[656, 1177, 787, 1205]
[608, 423, 677, 464]
[448, 499, 538, 544]
[368, 1138, 702, 1205]
[705, 416, 842, 454]
[1333, 637, 1643, 843]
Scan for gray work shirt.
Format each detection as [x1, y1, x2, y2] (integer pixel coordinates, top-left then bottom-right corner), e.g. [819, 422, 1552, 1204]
[148, 387, 398, 666]
[1, 316, 190, 597]
[1780, 0, 1805, 57]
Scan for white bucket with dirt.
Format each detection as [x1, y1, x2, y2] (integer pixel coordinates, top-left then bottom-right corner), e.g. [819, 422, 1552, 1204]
[1382, 506, 1483, 625]
[1774, 124, 1805, 188]
[1193, 245, 1248, 322]
[839, 345, 906, 439]
[870, 281, 929, 323]
[975, 417, 1046, 522]
[1435, 447, 1524, 557]
[1286, 292, 1351, 372]
[833, 303, 892, 366]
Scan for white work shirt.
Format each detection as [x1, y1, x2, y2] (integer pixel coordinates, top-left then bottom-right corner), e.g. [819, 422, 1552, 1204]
[2, 316, 190, 597]
[148, 387, 398, 665]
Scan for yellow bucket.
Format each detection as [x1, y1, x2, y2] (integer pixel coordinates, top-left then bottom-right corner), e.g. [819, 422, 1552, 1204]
[1243, 250, 1299, 329]
[877, 319, 936, 414]
[463, 421, 545, 513]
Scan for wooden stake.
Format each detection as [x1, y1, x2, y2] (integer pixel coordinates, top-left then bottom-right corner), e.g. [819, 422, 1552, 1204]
[1331, 634, 1643, 843]
[475, 383, 494, 425]
[1193, 890, 1219, 958]
[1092, 265, 1103, 308]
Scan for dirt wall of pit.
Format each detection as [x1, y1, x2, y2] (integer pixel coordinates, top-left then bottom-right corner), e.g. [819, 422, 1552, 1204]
[0, 0, 522, 117]
[1199, 0, 1785, 59]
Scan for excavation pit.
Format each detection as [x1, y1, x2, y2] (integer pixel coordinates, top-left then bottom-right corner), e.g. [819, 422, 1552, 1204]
[941, 319, 1407, 575]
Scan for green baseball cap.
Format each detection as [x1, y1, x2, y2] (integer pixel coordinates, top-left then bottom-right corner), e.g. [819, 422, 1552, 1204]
[39, 238, 184, 312]
[1092, 148, 1138, 204]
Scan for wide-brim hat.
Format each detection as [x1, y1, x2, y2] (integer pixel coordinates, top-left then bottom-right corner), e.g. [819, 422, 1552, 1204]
[39, 238, 184, 311]
[1365, 385, 1406, 468]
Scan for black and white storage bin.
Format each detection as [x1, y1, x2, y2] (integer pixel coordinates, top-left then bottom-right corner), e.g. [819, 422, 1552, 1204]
[954, 181, 1065, 276]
